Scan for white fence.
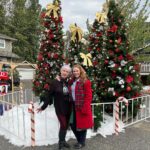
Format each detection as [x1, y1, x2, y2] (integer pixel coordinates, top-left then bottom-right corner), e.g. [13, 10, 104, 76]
[0, 90, 35, 145]
[140, 63, 150, 73]
[92, 94, 150, 129]
[0, 99, 26, 141]
[0, 90, 150, 146]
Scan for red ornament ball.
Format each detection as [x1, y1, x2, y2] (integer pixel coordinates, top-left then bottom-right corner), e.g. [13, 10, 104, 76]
[35, 81, 40, 86]
[97, 48, 101, 51]
[44, 84, 49, 90]
[54, 53, 59, 59]
[109, 40, 113, 43]
[126, 86, 131, 92]
[47, 52, 51, 58]
[59, 16, 63, 23]
[93, 61, 98, 66]
[115, 48, 120, 53]
[108, 50, 114, 56]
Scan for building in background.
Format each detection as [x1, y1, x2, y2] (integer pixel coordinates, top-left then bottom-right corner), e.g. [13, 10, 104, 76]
[0, 33, 19, 62]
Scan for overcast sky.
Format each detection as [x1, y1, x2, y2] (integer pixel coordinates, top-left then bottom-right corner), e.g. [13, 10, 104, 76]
[39, 0, 105, 31]
[39, 0, 150, 31]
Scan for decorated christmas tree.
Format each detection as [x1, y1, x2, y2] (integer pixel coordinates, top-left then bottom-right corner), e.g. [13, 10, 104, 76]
[87, 8, 107, 130]
[99, 0, 142, 103]
[33, 0, 64, 95]
[68, 23, 84, 67]
[88, 11, 107, 101]
[67, 23, 93, 71]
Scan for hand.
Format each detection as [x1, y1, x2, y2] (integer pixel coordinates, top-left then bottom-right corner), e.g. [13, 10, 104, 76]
[56, 75, 61, 81]
[36, 108, 43, 113]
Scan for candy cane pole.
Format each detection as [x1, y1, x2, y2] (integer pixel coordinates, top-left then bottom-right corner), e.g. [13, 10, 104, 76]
[20, 83, 24, 104]
[115, 97, 128, 135]
[28, 101, 35, 146]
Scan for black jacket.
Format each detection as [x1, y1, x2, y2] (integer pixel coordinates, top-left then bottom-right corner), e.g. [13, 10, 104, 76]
[41, 79, 72, 115]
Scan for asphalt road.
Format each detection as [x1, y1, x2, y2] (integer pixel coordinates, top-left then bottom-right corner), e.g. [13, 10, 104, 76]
[0, 120, 150, 150]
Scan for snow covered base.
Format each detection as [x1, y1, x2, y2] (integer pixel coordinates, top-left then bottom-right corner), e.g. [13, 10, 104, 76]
[0, 103, 125, 146]
[142, 86, 150, 94]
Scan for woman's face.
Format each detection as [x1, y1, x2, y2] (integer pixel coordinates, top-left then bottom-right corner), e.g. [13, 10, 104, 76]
[73, 67, 80, 78]
[60, 68, 70, 79]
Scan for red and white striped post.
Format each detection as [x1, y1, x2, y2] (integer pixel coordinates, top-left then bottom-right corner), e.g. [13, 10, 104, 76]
[20, 83, 24, 104]
[28, 101, 35, 146]
[115, 97, 128, 135]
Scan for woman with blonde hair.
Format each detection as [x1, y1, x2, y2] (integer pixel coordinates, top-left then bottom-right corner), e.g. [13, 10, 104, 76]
[69, 64, 93, 149]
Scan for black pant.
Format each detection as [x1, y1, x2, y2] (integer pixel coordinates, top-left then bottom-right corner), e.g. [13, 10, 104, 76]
[70, 105, 87, 145]
[57, 114, 70, 130]
[56, 114, 70, 143]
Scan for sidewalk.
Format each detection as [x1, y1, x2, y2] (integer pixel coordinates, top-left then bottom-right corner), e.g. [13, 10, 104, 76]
[0, 120, 150, 150]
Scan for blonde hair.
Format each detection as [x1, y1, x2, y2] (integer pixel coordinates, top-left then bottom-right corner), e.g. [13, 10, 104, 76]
[73, 64, 88, 82]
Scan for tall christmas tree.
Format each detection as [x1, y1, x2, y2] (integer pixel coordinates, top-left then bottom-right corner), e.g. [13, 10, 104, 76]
[87, 9, 107, 130]
[88, 11, 107, 101]
[33, 0, 64, 95]
[99, 0, 142, 103]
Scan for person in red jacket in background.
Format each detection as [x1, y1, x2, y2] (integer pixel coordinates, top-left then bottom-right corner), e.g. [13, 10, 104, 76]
[69, 64, 93, 149]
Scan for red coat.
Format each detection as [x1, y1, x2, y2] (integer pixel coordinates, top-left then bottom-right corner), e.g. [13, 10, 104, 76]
[72, 79, 94, 129]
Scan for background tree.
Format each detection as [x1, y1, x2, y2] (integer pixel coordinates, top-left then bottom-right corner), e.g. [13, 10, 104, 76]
[24, 0, 41, 62]
[0, 0, 10, 35]
[0, 0, 41, 62]
[10, 0, 41, 62]
[0, 1, 6, 32]
[117, 0, 150, 58]
[8, 0, 28, 61]
[33, 0, 65, 95]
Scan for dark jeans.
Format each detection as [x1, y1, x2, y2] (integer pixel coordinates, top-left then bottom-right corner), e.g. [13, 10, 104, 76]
[70, 104, 87, 145]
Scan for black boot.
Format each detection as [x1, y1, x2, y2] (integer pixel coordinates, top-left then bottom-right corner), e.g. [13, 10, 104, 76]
[63, 141, 70, 148]
[74, 130, 87, 149]
[74, 142, 85, 149]
[58, 142, 64, 150]
[59, 130, 70, 149]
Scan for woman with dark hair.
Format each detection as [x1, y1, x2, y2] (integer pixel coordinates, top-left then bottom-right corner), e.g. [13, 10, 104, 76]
[37, 65, 72, 150]
[69, 64, 93, 149]
[0, 85, 6, 94]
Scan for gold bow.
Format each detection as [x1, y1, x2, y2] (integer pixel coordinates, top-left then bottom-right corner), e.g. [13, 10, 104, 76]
[69, 24, 83, 42]
[46, 3, 59, 19]
[96, 12, 107, 23]
[80, 53, 93, 67]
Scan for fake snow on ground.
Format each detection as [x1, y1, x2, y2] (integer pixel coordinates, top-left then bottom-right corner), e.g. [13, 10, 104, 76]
[143, 86, 150, 91]
[0, 103, 124, 147]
